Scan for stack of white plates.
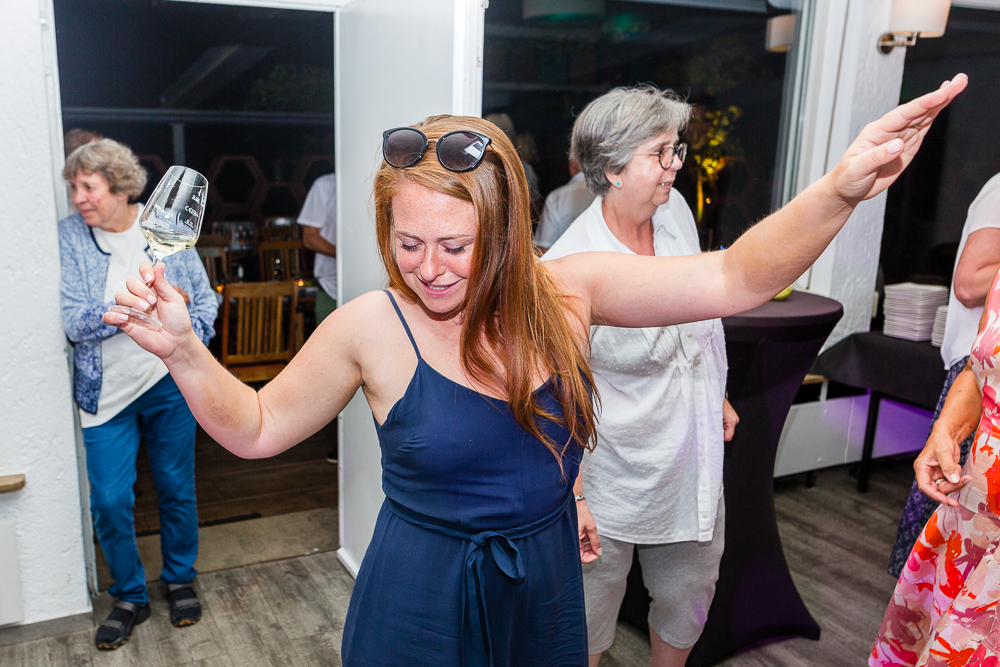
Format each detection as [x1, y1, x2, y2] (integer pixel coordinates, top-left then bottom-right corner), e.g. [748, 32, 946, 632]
[931, 305, 948, 347]
[883, 283, 949, 342]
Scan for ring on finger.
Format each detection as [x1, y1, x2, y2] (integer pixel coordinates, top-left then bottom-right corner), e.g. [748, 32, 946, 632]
[934, 478, 945, 486]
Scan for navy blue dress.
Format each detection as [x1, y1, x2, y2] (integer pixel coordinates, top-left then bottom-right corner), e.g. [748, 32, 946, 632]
[341, 291, 587, 667]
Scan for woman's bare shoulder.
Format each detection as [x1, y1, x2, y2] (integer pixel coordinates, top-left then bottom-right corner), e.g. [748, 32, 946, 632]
[332, 289, 392, 318]
[314, 289, 412, 360]
[542, 254, 588, 294]
[542, 252, 621, 308]
[300, 290, 389, 351]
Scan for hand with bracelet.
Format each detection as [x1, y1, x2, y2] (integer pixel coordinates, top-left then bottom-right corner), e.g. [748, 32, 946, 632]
[575, 476, 602, 563]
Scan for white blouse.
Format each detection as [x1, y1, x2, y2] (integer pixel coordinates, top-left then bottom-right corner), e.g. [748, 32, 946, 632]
[543, 194, 727, 543]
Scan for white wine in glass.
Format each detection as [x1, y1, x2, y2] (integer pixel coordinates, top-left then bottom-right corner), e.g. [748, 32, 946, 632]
[108, 166, 208, 331]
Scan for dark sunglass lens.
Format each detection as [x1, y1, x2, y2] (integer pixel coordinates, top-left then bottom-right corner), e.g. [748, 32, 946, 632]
[437, 132, 487, 172]
[384, 129, 427, 168]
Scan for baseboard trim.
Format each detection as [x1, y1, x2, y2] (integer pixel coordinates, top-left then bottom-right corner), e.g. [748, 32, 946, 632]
[336, 546, 360, 579]
[0, 611, 94, 646]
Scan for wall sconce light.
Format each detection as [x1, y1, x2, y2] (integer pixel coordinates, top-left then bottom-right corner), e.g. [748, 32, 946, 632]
[878, 0, 950, 54]
[766, 14, 797, 53]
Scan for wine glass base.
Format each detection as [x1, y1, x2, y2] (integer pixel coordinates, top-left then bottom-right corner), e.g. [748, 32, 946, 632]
[108, 305, 163, 331]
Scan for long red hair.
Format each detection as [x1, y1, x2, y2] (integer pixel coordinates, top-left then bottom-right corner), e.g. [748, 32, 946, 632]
[374, 115, 597, 462]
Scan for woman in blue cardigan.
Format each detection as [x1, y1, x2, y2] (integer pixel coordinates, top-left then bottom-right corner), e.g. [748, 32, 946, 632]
[58, 139, 218, 650]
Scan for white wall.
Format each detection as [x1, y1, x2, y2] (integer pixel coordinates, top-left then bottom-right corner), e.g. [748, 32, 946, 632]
[775, 394, 933, 477]
[795, 0, 905, 347]
[0, 0, 91, 625]
[335, 0, 485, 576]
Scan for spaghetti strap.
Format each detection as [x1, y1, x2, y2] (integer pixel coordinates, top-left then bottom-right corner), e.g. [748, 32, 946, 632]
[383, 290, 422, 360]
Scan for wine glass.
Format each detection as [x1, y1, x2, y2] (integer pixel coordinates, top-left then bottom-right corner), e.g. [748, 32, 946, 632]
[108, 166, 208, 331]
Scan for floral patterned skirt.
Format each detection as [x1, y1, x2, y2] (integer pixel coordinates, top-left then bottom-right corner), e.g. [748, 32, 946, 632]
[872, 492, 1000, 666]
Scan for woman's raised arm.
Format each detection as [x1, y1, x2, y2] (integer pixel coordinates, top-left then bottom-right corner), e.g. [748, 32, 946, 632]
[549, 74, 968, 328]
[104, 261, 365, 459]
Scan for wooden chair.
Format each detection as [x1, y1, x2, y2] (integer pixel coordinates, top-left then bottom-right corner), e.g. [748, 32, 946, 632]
[196, 235, 232, 286]
[259, 239, 307, 281]
[221, 281, 299, 383]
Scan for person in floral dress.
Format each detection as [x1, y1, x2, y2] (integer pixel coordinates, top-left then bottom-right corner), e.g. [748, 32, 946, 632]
[873, 269, 1000, 666]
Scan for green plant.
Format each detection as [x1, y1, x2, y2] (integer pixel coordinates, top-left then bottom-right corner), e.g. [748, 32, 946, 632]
[686, 105, 743, 222]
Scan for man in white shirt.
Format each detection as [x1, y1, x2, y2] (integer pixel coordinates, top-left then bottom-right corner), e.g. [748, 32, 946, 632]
[534, 158, 596, 252]
[298, 173, 338, 323]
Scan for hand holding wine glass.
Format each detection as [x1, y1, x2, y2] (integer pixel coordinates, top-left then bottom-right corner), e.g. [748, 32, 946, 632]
[104, 260, 199, 360]
[107, 166, 207, 330]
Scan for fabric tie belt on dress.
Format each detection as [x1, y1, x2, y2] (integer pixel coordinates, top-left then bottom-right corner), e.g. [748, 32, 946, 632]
[385, 492, 573, 667]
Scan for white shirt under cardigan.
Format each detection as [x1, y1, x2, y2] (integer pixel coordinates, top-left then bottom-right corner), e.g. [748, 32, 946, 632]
[80, 210, 169, 428]
[941, 173, 1000, 369]
[543, 194, 727, 543]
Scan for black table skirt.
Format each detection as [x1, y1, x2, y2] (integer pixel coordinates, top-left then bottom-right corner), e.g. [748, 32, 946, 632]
[618, 291, 843, 666]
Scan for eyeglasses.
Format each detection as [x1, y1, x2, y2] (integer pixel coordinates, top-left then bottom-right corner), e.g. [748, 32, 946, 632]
[639, 143, 688, 170]
[382, 127, 493, 173]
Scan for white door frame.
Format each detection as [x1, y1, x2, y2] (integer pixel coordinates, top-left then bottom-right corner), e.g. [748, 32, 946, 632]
[48, 0, 485, 588]
[334, 0, 485, 577]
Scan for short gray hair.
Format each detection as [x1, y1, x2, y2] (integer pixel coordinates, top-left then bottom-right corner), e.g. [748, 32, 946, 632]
[62, 138, 147, 199]
[571, 85, 691, 196]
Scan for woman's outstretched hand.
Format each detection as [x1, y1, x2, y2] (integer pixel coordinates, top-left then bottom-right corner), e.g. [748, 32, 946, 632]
[102, 261, 197, 361]
[829, 74, 968, 206]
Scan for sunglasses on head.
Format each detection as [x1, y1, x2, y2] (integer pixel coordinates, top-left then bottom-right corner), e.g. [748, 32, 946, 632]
[382, 127, 492, 173]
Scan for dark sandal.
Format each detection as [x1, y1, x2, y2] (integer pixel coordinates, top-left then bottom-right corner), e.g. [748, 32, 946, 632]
[165, 582, 202, 627]
[95, 599, 151, 650]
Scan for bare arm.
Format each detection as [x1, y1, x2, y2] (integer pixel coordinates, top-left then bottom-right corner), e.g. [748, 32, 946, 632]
[105, 262, 363, 459]
[547, 75, 968, 328]
[914, 362, 980, 507]
[302, 225, 337, 257]
[573, 470, 601, 563]
[954, 228, 1000, 308]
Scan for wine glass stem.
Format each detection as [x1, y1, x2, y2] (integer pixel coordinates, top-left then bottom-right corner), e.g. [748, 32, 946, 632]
[146, 256, 164, 284]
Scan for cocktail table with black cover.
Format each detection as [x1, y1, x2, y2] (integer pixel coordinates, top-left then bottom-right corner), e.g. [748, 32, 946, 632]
[617, 290, 843, 667]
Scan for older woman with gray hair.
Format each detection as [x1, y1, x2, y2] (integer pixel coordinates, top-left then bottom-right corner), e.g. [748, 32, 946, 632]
[58, 139, 218, 650]
[543, 86, 738, 666]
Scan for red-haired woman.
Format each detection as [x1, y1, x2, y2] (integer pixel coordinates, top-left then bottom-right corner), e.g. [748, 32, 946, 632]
[105, 78, 965, 666]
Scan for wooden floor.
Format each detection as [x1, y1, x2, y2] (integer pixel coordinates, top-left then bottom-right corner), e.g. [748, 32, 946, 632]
[2, 457, 914, 666]
[0, 552, 353, 667]
[603, 457, 914, 667]
[132, 421, 338, 536]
